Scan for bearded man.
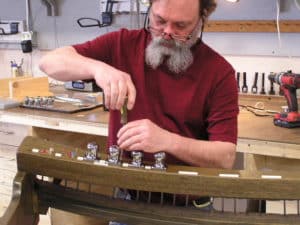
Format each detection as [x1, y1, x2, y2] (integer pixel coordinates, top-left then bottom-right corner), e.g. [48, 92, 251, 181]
[40, 0, 238, 168]
[40, 0, 238, 223]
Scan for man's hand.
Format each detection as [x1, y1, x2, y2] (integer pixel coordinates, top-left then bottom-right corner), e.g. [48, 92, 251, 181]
[39, 46, 136, 110]
[93, 65, 136, 110]
[117, 119, 172, 153]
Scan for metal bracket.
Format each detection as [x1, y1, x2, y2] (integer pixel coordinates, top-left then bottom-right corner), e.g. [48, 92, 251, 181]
[77, 0, 118, 28]
[41, 0, 58, 16]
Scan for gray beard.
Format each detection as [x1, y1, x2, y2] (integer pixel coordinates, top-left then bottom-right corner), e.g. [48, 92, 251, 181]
[145, 29, 200, 74]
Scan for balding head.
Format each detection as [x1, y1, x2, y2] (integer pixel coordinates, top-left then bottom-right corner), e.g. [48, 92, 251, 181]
[150, 0, 217, 21]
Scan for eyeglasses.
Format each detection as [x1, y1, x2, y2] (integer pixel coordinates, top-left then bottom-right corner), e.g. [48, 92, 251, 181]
[146, 26, 192, 42]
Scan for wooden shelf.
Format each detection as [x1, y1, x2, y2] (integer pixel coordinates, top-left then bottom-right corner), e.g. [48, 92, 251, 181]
[204, 20, 300, 33]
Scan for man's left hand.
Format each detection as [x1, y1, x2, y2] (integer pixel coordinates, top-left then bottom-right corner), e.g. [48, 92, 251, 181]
[117, 119, 172, 153]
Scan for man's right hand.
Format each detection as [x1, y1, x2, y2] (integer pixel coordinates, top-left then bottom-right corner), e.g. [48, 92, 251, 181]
[39, 46, 136, 111]
[93, 65, 136, 110]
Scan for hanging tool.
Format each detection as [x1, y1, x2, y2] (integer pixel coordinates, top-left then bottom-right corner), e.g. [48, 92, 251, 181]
[268, 75, 276, 95]
[268, 71, 300, 128]
[236, 72, 240, 92]
[77, 0, 118, 28]
[242, 72, 248, 93]
[251, 72, 258, 94]
[259, 73, 266, 95]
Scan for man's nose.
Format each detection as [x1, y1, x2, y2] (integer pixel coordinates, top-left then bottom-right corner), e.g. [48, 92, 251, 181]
[162, 25, 174, 40]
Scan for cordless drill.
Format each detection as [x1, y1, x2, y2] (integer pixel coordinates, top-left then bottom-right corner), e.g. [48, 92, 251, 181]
[268, 71, 300, 128]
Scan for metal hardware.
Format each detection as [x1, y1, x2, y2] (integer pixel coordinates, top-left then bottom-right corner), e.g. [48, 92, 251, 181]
[77, 0, 118, 28]
[152, 152, 166, 170]
[108, 145, 121, 165]
[130, 151, 143, 167]
[85, 142, 99, 160]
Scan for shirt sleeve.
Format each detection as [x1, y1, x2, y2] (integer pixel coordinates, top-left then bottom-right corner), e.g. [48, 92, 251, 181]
[72, 31, 117, 64]
[206, 65, 239, 145]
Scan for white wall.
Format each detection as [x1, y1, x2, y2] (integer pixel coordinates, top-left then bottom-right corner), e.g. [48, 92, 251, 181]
[1, 0, 300, 54]
[1, 0, 300, 96]
[1, 48, 299, 97]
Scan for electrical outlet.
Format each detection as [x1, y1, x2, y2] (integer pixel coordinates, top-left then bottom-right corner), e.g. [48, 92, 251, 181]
[21, 31, 33, 41]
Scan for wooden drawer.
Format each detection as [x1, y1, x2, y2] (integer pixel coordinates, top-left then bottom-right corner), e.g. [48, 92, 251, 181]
[0, 122, 30, 146]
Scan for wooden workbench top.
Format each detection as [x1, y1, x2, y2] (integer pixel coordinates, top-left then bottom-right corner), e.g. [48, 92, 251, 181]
[238, 94, 300, 145]
[1, 93, 299, 142]
[1, 104, 108, 124]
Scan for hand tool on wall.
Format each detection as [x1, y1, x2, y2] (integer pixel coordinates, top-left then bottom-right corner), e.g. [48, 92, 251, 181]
[268, 76, 276, 95]
[251, 72, 258, 94]
[242, 72, 248, 93]
[236, 72, 240, 92]
[259, 73, 266, 95]
[268, 71, 300, 128]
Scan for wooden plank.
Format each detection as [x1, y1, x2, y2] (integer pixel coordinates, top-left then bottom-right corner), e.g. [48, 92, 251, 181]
[9, 77, 52, 100]
[32, 127, 108, 150]
[0, 76, 32, 97]
[37, 180, 300, 225]
[205, 20, 300, 33]
[238, 139, 300, 159]
[16, 136, 300, 200]
[243, 153, 300, 172]
[1, 172, 39, 225]
[0, 107, 109, 136]
[238, 108, 300, 145]
[0, 145, 17, 217]
[0, 123, 30, 146]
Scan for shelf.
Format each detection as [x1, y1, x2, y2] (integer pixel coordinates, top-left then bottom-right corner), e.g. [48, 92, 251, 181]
[204, 20, 300, 33]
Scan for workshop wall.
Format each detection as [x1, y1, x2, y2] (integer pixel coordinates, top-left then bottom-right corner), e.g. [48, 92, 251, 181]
[0, 0, 300, 89]
[1, 0, 300, 55]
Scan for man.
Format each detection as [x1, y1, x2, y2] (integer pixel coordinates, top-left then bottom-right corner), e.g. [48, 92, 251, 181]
[40, 0, 238, 223]
[40, 0, 238, 169]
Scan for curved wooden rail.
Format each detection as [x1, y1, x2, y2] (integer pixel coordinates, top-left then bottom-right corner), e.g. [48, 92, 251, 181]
[17, 136, 300, 200]
[1, 136, 300, 225]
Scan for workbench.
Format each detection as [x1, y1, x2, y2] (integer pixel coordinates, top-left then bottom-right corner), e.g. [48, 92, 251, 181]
[238, 95, 300, 174]
[1, 91, 300, 221]
[0, 92, 299, 174]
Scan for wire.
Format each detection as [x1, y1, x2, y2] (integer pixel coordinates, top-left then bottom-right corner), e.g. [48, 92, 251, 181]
[239, 104, 277, 117]
[295, 0, 300, 11]
[254, 101, 265, 110]
[276, 0, 282, 48]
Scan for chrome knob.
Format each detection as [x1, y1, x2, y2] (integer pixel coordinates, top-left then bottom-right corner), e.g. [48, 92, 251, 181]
[153, 152, 166, 170]
[131, 151, 143, 167]
[108, 145, 120, 165]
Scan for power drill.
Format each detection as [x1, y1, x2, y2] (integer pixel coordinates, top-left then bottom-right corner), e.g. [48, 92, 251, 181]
[268, 71, 300, 128]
